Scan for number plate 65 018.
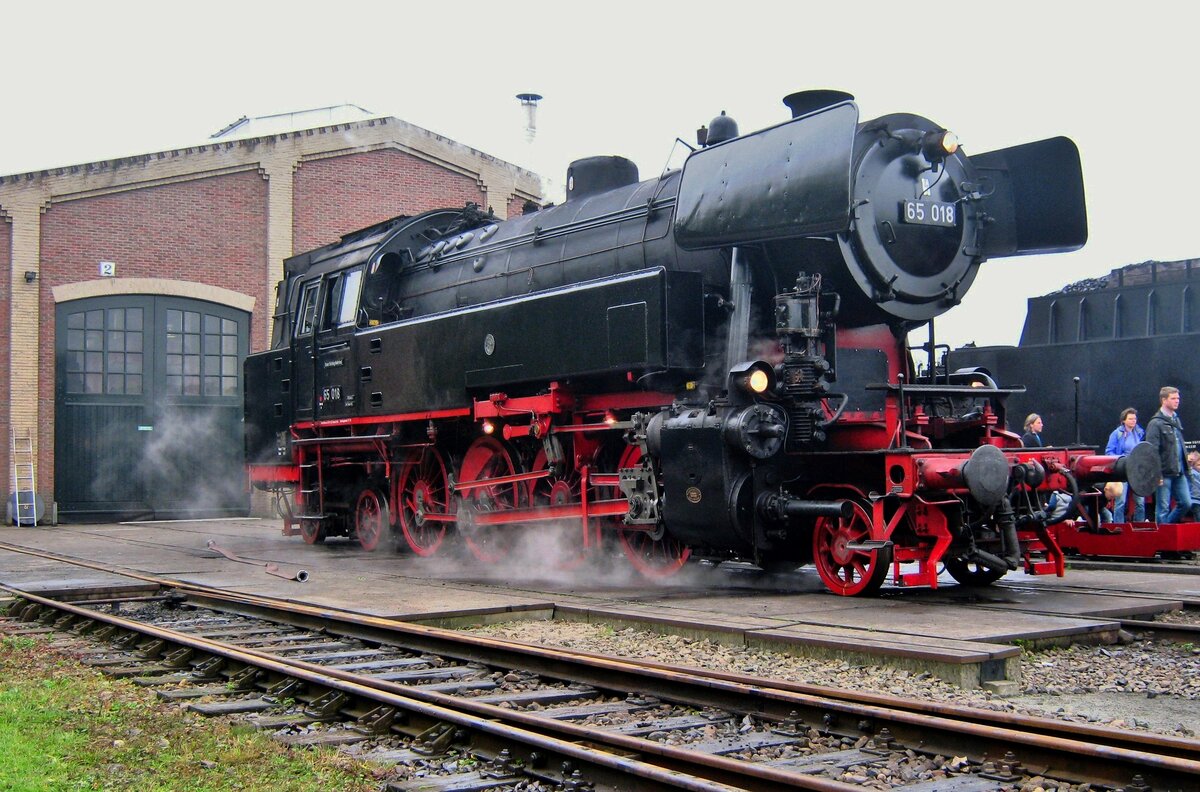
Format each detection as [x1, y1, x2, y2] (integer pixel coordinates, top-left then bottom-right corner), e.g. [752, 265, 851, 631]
[900, 200, 956, 228]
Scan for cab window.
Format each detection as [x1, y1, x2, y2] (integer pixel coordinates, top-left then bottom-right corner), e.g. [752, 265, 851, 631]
[295, 281, 320, 337]
[323, 268, 364, 331]
[360, 251, 409, 325]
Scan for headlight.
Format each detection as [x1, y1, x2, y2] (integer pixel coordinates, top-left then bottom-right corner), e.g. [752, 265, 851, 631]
[921, 129, 958, 162]
[729, 360, 776, 397]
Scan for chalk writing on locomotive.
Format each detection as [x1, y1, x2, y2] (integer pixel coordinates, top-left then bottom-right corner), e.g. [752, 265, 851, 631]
[245, 89, 1161, 596]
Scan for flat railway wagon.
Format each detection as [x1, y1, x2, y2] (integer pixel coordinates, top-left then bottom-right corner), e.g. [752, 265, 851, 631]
[245, 89, 1162, 596]
[948, 264, 1200, 561]
[1050, 519, 1200, 560]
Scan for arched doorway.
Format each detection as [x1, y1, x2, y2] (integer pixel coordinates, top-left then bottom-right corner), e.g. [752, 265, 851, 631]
[55, 295, 250, 520]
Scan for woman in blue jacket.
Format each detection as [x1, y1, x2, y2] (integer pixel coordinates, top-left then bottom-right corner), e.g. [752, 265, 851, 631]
[1105, 407, 1145, 521]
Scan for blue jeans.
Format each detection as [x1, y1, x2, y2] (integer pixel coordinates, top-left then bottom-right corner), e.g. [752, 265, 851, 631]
[1155, 475, 1194, 524]
[1113, 487, 1146, 522]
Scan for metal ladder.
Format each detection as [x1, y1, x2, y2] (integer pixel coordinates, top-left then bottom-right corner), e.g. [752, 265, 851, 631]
[296, 443, 326, 522]
[9, 428, 37, 527]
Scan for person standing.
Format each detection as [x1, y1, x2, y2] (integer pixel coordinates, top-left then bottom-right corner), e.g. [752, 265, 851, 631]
[1145, 386, 1192, 523]
[1022, 414, 1045, 447]
[1186, 451, 1200, 521]
[1105, 407, 1146, 521]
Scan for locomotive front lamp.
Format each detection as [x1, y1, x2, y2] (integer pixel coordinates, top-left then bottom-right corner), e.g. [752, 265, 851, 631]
[730, 360, 776, 396]
[481, 419, 496, 435]
[921, 130, 959, 162]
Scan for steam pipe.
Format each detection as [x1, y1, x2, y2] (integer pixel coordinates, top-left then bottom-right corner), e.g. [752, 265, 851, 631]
[972, 548, 1014, 574]
[758, 494, 853, 521]
[996, 498, 1021, 569]
[725, 247, 752, 376]
[971, 499, 1020, 572]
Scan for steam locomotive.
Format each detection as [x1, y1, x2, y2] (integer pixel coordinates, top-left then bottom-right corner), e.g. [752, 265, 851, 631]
[245, 89, 1161, 595]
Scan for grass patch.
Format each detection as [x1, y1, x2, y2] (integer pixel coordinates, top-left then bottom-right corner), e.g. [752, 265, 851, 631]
[0, 634, 381, 791]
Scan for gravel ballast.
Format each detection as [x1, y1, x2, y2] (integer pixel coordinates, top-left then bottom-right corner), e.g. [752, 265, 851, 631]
[468, 611, 1200, 739]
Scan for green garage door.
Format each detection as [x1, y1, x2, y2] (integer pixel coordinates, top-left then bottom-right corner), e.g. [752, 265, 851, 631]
[55, 295, 250, 521]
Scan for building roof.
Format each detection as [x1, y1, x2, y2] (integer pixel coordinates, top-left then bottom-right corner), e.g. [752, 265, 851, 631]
[0, 107, 540, 196]
[210, 105, 378, 140]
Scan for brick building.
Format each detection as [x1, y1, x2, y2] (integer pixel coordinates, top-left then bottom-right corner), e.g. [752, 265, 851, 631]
[1, 106, 541, 521]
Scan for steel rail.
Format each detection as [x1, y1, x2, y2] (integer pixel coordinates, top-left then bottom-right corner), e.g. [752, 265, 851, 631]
[996, 579, 1199, 602]
[1119, 617, 1200, 644]
[203, 589, 1200, 791]
[3, 541, 1200, 787]
[182, 578, 1200, 769]
[1, 584, 844, 792]
[582, 648, 1200, 758]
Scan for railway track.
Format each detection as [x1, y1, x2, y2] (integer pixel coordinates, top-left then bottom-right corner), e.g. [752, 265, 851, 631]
[1065, 558, 1200, 573]
[3, 581, 1198, 791]
[1118, 614, 1200, 644]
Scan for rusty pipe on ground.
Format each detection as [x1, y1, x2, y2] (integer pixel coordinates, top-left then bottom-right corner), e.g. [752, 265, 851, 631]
[205, 540, 309, 582]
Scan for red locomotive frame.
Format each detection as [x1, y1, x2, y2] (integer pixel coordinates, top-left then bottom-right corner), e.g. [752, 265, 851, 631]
[252, 364, 1134, 593]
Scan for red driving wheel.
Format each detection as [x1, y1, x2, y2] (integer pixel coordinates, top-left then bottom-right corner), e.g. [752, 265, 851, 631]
[396, 448, 454, 556]
[299, 519, 325, 545]
[530, 445, 589, 570]
[458, 436, 520, 563]
[354, 485, 389, 552]
[812, 499, 892, 596]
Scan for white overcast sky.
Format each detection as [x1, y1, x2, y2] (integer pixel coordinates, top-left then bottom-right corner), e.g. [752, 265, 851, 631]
[3, 1, 1196, 350]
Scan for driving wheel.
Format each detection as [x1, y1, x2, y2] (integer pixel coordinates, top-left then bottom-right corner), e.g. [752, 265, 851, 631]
[354, 485, 389, 552]
[812, 499, 892, 596]
[458, 436, 520, 563]
[396, 448, 454, 556]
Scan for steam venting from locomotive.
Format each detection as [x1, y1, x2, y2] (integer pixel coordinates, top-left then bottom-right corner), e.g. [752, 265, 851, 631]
[245, 89, 1132, 597]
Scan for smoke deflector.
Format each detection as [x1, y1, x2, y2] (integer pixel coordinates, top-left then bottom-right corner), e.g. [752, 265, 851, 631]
[673, 101, 858, 250]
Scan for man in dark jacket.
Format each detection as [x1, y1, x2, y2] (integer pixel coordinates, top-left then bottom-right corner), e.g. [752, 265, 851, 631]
[1145, 386, 1192, 523]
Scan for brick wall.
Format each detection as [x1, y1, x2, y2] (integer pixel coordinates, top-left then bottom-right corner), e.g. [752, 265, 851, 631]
[0, 211, 10, 503]
[293, 149, 485, 252]
[40, 170, 268, 289]
[1, 116, 540, 520]
[507, 193, 537, 219]
[36, 171, 269, 494]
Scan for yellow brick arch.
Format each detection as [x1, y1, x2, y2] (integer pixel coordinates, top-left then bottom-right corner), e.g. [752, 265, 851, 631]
[53, 278, 256, 313]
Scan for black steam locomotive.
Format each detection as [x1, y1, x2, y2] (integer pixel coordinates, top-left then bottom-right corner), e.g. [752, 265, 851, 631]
[246, 90, 1157, 595]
